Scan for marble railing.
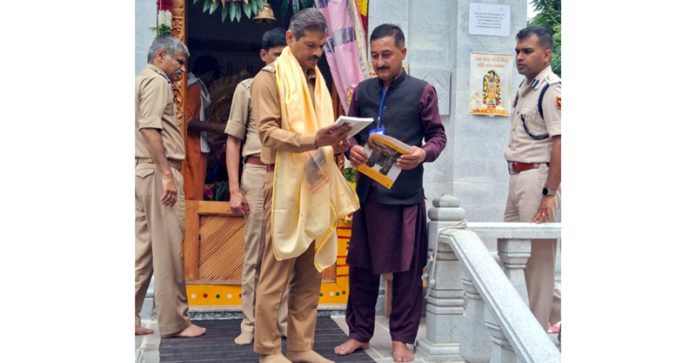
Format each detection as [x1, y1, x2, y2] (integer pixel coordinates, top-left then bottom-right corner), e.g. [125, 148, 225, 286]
[416, 195, 561, 363]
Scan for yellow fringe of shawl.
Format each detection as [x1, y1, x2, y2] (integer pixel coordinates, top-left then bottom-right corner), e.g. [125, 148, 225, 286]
[271, 47, 359, 272]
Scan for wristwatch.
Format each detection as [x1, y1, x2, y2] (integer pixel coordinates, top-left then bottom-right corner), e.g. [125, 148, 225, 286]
[542, 187, 557, 197]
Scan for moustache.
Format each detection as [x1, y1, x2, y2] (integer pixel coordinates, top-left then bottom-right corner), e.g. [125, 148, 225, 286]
[308, 56, 320, 61]
[377, 66, 389, 71]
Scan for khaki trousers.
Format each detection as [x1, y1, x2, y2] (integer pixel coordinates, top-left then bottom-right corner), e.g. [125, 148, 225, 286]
[135, 163, 191, 335]
[254, 171, 323, 355]
[240, 163, 288, 335]
[504, 164, 562, 327]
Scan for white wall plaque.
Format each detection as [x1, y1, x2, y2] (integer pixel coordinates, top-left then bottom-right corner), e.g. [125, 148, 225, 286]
[469, 3, 511, 37]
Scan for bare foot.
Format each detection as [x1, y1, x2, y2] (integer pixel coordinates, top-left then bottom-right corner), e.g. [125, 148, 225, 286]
[234, 331, 253, 345]
[164, 323, 206, 338]
[286, 350, 334, 363]
[135, 326, 153, 335]
[334, 338, 369, 356]
[391, 341, 414, 362]
[259, 353, 291, 363]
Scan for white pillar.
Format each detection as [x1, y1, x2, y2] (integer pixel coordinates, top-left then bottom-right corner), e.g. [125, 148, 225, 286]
[497, 238, 532, 304]
[456, 272, 491, 363]
[486, 309, 518, 363]
[417, 195, 468, 361]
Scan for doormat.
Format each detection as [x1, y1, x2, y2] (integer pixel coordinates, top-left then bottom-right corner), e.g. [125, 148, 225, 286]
[159, 317, 375, 362]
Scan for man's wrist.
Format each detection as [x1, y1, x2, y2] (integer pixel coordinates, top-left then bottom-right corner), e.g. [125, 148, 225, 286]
[542, 187, 557, 197]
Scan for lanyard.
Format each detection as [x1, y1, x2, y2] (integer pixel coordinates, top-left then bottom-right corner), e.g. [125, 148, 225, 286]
[376, 87, 388, 129]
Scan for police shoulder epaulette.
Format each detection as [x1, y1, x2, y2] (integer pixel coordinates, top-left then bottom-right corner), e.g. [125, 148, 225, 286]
[261, 63, 276, 73]
[537, 74, 561, 120]
[530, 79, 541, 90]
[151, 68, 172, 84]
[240, 78, 254, 89]
[545, 73, 561, 86]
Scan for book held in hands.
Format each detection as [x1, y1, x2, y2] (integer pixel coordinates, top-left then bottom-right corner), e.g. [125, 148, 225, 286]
[355, 133, 412, 189]
[334, 115, 374, 139]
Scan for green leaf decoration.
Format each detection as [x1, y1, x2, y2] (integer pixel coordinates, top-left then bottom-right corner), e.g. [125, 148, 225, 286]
[228, 2, 236, 22]
[157, 24, 173, 37]
[249, 0, 257, 14]
[221, 3, 229, 22]
[292, 0, 300, 14]
[198, 0, 276, 23]
[277, 0, 289, 18]
[235, 3, 242, 21]
[230, 3, 239, 22]
[342, 167, 357, 184]
[243, 2, 251, 19]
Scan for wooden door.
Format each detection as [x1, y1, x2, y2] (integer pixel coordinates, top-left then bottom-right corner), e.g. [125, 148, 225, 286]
[181, 200, 350, 307]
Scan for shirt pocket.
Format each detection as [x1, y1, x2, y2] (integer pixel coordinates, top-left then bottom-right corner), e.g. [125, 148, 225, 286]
[135, 166, 155, 179]
[519, 107, 549, 139]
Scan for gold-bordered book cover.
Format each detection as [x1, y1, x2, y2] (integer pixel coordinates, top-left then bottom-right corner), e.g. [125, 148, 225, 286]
[355, 133, 412, 189]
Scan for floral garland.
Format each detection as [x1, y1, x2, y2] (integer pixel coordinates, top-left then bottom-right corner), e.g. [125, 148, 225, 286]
[156, 0, 173, 36]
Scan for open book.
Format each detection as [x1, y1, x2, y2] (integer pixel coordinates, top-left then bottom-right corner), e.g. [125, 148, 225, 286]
[355, 133, 413, 189]
[335, 115, 374, 139]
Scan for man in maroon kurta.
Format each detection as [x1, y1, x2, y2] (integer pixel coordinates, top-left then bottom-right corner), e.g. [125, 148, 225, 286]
[334, 24, 446, 362]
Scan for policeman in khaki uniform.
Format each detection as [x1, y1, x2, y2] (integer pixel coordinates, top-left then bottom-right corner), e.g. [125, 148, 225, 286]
[225, 27, 289, 346]
[504, 26, 562, 331]
[135, 36, 205, 338]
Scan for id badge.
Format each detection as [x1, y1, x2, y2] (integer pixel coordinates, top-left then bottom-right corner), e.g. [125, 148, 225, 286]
[369, 127, 385, 136]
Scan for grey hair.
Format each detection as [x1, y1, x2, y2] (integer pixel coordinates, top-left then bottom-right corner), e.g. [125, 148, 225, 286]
[147, 36, 190, 62]
[289, 8, 328, 40]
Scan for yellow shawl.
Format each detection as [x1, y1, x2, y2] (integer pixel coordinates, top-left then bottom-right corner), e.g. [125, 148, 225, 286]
[272, 47, 359, 272]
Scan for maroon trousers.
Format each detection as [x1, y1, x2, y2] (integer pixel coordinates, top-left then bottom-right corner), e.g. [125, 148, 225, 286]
[345, 264, 424, 344]
[344, 186, 428, 344]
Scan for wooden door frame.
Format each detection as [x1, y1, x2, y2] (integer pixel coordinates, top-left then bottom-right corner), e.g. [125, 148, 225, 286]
[170, 0, 188, 140]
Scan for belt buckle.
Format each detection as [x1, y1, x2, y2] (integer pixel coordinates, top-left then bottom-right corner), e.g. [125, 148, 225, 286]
[508, 162, 516, 175]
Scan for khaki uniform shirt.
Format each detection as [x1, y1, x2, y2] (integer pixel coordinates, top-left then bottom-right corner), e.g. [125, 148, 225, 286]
[224, 78, 262, 158]
[251, 64, 318, 165]
[135, 64, 185, 161]
[504, 66, 561, 163]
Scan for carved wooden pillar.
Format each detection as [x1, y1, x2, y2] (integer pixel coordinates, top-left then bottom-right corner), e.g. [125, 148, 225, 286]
[171, 0, 187, 136]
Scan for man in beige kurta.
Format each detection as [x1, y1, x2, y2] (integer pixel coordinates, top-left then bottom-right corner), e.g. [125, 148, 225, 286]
[135, 36, 205, 338]
[225, 27, 289, 346]
[251, 9, 355, 363]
